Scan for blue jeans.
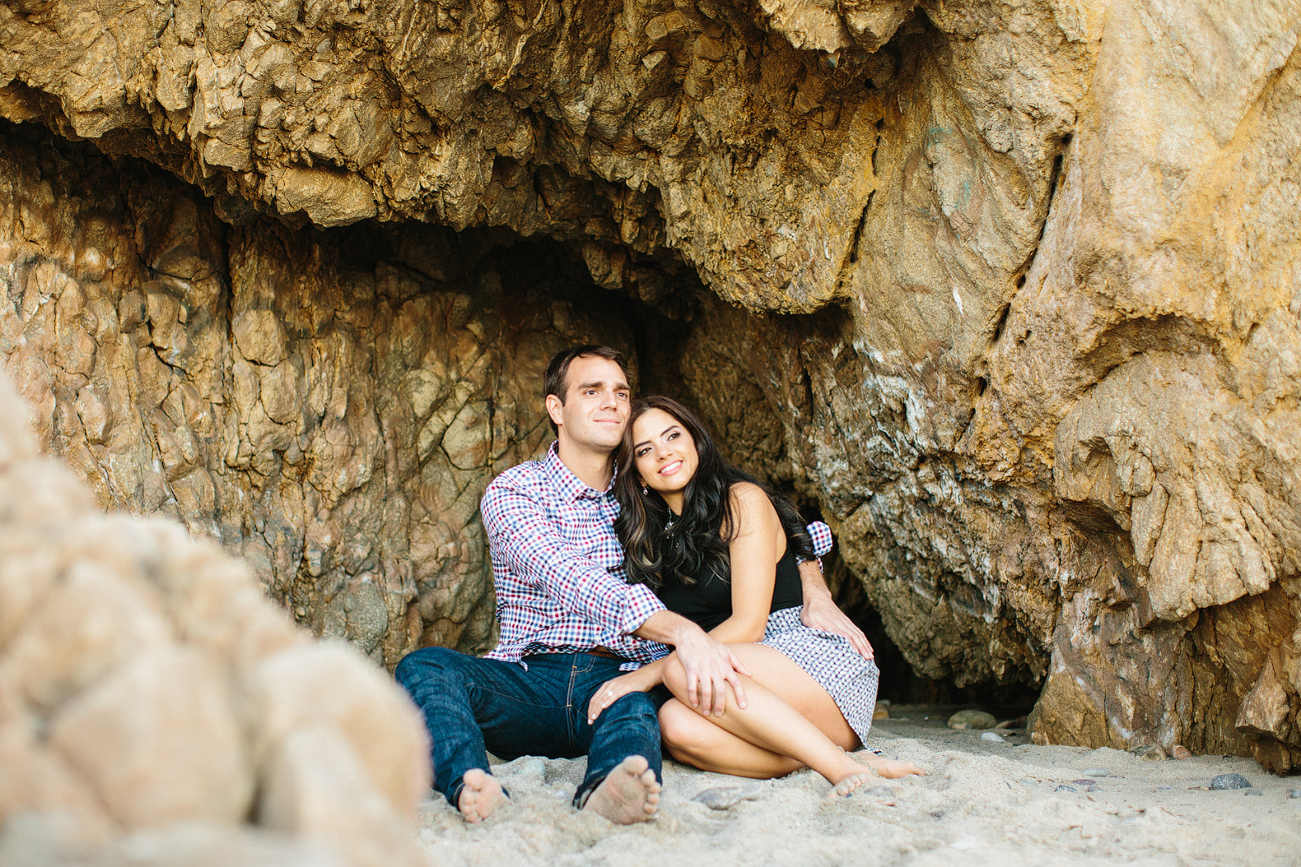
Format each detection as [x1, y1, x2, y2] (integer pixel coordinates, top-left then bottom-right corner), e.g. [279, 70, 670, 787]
[395, 648, 663, 809]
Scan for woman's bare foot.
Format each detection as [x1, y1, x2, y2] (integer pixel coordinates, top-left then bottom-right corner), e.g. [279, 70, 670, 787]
[582, 755, 661, 824]
[458, 768, 510, 823]
[829, 772, 874, 799]
[859, 754, 926, 779]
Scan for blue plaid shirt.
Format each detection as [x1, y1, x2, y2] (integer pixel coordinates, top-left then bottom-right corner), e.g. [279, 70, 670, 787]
[480, 442, 833, 669]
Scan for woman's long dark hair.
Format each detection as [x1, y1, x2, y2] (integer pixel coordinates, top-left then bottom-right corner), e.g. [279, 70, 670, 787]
[614, 396, 814, 589]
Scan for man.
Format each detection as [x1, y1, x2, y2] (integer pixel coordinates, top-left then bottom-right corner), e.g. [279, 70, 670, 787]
[395, 345, 869, 824]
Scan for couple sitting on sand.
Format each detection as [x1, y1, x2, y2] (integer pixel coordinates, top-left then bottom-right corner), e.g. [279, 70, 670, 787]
[396, 345, 924, 824]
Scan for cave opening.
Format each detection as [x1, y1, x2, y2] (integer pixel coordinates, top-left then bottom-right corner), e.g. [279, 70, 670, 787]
[1, 113, 1039, 716]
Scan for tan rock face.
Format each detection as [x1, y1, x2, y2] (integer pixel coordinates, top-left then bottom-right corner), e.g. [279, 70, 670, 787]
[1, 0, 1300, 775]
[0, 371, 430, 862]
[0, 121, 639, 667]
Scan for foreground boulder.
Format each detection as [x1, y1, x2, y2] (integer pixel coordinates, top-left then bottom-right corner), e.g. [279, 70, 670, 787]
[0, 372, 431, 864]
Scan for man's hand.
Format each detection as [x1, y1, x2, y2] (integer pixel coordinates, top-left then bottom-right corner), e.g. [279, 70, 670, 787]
[633, 610, 751, 715]
[673, 627, 752, 716]
[798, 561, 874, 659]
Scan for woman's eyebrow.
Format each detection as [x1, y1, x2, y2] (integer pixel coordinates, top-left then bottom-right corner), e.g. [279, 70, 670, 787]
[632, 424, 680, 450]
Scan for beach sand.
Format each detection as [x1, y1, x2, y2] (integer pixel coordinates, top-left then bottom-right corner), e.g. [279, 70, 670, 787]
[415, 706, 1301, 866]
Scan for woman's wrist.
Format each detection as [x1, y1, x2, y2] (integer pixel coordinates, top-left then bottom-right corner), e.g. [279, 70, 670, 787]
[634, 660, 665, 689]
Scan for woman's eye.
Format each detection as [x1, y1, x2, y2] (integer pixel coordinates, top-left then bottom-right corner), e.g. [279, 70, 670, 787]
[636, 448, 650, 457]
[667, 432, 678, 441]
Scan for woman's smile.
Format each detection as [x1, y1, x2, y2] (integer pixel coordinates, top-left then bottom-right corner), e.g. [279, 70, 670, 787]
[658, 460, 684, 476]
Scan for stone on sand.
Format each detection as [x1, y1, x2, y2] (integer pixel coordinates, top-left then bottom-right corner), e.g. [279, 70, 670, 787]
[948, 710, 997, 730]
[1210, 774, 1252, 790]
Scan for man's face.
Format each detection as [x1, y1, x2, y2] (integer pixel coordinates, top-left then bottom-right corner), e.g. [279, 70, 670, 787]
[546, 355, 631, 453]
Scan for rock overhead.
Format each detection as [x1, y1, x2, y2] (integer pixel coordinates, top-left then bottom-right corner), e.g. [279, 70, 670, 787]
[1, 0, 1299, 778]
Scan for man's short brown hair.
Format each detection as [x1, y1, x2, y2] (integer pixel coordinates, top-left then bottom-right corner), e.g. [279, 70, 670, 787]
[543, 345, 630, 435]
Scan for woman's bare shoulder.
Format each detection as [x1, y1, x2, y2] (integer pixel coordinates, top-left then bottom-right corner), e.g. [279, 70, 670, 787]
[727, 482, 779, 521]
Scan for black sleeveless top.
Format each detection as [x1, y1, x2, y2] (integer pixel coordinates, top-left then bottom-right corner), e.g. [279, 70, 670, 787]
[655, 546, 804, 632]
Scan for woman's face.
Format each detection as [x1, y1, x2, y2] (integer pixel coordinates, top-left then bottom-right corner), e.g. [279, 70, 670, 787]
[631, 407, 698, 509]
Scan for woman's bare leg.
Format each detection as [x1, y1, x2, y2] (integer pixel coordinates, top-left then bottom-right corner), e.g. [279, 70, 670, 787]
[659, 699, 803, 778]
[660, 644, 924, 787]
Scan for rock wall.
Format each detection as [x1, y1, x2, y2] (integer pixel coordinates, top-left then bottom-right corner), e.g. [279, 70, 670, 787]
[0, 120, 651, 666]
[2, 0, 1300, 772]
[0, 368, 430, 863]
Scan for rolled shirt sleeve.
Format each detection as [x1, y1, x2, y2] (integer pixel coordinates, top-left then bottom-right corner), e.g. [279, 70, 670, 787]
[807, 521, 833, 558]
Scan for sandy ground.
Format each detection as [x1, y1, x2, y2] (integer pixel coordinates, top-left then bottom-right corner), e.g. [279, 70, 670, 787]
[414, 706, 1301, 866]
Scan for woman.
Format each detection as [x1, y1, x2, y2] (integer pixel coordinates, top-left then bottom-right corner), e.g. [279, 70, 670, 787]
[587, 396, 923, 796]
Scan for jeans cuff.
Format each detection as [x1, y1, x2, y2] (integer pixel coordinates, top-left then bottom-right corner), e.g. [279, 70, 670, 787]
[572, 774, 604, 810]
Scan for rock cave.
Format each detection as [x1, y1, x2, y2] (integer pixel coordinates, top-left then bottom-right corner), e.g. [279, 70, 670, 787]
[2, 0, 1300, 859]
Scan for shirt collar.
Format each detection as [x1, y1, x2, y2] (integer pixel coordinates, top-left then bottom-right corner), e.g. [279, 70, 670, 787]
[543, 441, 618, 500]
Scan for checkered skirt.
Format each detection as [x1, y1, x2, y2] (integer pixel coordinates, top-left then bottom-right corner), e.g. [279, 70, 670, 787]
[759, 606, 880, 744]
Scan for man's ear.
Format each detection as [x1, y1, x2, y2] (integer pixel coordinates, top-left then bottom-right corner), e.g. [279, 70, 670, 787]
[545, 393, 565, 427]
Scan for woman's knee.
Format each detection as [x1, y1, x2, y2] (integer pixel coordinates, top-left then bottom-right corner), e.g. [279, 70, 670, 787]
[659, 701, 713, 757]
[660, 654, 688, 697]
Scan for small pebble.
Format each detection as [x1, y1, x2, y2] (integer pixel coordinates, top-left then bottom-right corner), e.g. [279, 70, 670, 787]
[1210, 773, 1252, 791]
[1082, 768, 1111, 778]
[1244, 790, 1263, 797]
[1086, 785, 1102, 793]
[948, 710, 997, 730]
[1171, 744, 1192, 760]
[1130, 743, 1166, 761]
[1055, 785, 1077, 793]
[692, 785, 763, 810]
[1072, 779, 1096, 786]
[1289, 789, 1301, 799]
[981, 732, 1004, 743]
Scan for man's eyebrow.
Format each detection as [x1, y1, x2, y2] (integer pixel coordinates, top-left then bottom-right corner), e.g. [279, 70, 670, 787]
[633, 424, 680, 450]
[574, 379, 631, 391]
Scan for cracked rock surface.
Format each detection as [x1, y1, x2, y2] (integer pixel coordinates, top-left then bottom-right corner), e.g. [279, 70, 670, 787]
[2, 0, 1301, 775]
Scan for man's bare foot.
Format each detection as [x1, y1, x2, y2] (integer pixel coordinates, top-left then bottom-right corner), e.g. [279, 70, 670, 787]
[582, 755, 661, 824]
[859, 754, 926, 779]
[458, 768, 510, 823]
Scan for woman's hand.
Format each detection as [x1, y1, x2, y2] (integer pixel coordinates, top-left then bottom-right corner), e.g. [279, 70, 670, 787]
[587, 665, 662, 724]
[798, 559, 874, 659]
